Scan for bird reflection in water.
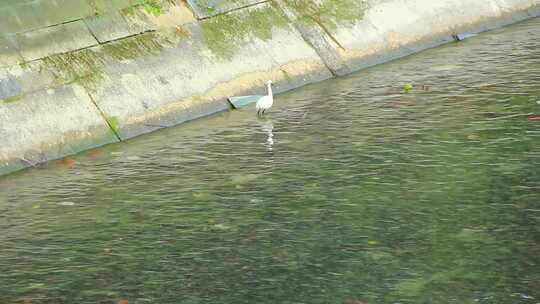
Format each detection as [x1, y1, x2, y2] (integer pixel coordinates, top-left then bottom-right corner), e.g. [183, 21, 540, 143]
[260, 120, 274, 151]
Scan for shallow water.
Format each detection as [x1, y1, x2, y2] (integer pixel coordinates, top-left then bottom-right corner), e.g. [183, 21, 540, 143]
[1, 18, 539, 304]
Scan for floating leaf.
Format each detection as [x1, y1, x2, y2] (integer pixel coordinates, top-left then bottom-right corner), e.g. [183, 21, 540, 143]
[403, 84, 413, 93]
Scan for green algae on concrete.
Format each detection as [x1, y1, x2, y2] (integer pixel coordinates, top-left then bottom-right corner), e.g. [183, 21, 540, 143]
[102, 32, 164, 61]
[104, 116, 121, 135]
[40, 32, 166, 92]
[201, 4, 289, 59]
[42, 48, 106, 92]
[0, 95, 23, 104]
[282, 0, 368, 29]
[88, 0, 141, 16]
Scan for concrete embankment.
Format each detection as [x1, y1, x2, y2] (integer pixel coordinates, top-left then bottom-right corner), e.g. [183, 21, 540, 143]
[1, 0, 538, 176]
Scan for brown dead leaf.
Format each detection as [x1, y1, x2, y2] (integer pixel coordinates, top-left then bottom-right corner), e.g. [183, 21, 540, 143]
[175, 26, 190, 38]
[60, 157, 76, 169]
[88, 149, 104, 159]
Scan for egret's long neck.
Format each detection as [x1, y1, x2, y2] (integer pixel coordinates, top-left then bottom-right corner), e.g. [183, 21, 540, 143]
[267, 83, 273, 97]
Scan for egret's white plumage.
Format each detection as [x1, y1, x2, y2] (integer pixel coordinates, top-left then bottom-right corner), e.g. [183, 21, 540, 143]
[256, 80, 273, 115]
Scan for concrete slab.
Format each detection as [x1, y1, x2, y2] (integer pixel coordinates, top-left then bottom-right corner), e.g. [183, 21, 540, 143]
[0, 84, 119, 176]
[0, 72, 21, 101]
[16, 20, 98, 62]
[0, 0, 94, 35]
[0, 7, 20, 34]
[286, 0, 539, 73]
[85, 11, 134, 43]
[275, 0, 351, 76]
[0, 35, 23, 68]
[90, 3, 332, 139]
[0, 62, 57, 101]
[89, 0, 134, 14]
[123, 7, 159, 35]
[84, 3, 191, 43]
[38, 0, 95, 26]
[186, 0, 266, 19]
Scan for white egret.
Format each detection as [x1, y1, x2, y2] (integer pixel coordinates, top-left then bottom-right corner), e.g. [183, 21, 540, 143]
[256, 80, 273, 116]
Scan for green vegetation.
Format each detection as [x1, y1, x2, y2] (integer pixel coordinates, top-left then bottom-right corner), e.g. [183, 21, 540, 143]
[87, 0, 172, 17]
[142, 0, 162, 16]
[201, 5, 289, 59]
[0, 95, 22, 104]
[102, 32, 163, 61]
[190, 0, 214, 15]
[403, 83, 413, 93]
[41, 32, 164, 92]
[42, 48, 106, 92]
[282, 0, 368, 29]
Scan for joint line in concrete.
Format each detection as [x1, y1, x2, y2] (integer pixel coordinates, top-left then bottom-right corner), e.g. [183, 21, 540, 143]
[85, 92, 122, 142]
[16, 18, 85, 36]
[197, 0, 271, 20]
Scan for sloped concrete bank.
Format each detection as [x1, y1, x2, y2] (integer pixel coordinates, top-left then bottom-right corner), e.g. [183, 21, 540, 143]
[1, 0, 538, 176]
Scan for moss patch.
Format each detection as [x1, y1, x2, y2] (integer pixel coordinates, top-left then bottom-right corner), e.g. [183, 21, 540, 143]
[201, 5, 289, 59]
[142, 0, 163, 16]
[119, 0, 176, 17]
[282, 0, 368, 29]
[1, 94, 23, 104]
[42, 48, 106, 92]
[41, 31, 167, 92]
[102, 32, 164, 61]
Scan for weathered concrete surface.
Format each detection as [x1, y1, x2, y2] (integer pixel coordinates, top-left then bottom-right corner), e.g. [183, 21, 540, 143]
[0, 0, 150, 35]
[16, 20, 98, 61]
[85, 11, 138, 44]
[89, 3, 332, 140]
[0, 35, 23, 68]
[276, 0, 351, 76]
[0, 84, 119, 176]
[293, 0, 540, 72]
[0, 62, 57, 101]
[0, 0, 94, 34]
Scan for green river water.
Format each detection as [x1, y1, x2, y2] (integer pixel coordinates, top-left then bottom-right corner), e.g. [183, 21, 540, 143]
[1, 18, 539, 304]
